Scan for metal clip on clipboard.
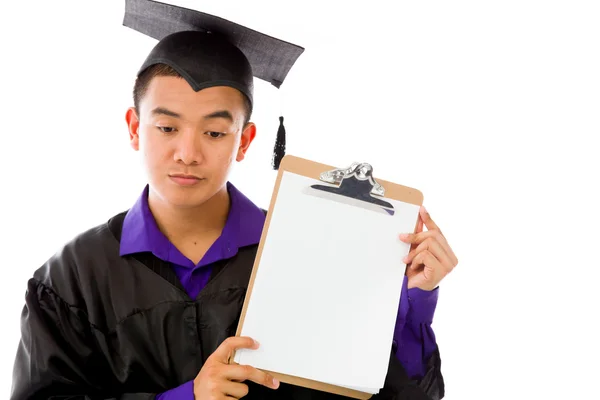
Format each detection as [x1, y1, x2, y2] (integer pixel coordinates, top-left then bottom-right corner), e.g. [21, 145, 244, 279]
[309, 162, 395, 216]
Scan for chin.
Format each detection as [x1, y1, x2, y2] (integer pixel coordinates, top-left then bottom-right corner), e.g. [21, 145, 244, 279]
[168, 190, 209, 209]
[160, 180, 220, 209]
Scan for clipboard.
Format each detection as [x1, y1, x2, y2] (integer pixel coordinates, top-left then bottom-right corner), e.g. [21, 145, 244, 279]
[232, 155, 423, 398]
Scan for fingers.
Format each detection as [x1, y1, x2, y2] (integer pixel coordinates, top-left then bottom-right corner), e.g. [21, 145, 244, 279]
[413, 250, 441, 273]
[400, 207, 458, 266]
[419, 206, 440, 233]
[197, 337, 280, 399]
[225, 364, 280, 390]
[221, 380, 250, 398]
[406, 251, 440, 290]
[210, 337, 259, 364]
[444, 242, 458, 266]
[399, 229, 440, 247]
[406, 250, 444, 290]
[403, 236, 454, 270]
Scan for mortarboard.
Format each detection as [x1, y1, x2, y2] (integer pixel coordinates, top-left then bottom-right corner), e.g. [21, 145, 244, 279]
[122, 0, 305, 169]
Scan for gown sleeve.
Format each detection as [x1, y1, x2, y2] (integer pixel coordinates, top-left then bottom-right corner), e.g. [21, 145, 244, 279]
[10, 278, 157, 400]
[391, 276, 445, 399]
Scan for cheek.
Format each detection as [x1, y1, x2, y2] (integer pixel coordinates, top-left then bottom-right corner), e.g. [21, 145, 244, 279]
[216, 138, 240, 162]
[140, 132, 168, 166]
[213, 151, 234, 167]
[139, 135, 153, 160]
[228, 136, 242, 160]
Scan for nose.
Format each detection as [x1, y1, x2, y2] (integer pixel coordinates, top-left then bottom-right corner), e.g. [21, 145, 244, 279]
[174, 129, 203, 165]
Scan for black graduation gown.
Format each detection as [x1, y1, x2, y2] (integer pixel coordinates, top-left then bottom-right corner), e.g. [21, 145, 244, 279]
[10, 211, 444, 400]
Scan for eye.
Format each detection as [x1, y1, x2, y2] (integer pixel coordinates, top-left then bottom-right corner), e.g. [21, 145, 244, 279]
[206, 131, 225, 138]
[157, 126, 176, 134]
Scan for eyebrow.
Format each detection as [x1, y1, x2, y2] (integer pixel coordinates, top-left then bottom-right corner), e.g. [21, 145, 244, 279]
[151, 107, 181, 119]
[203, 110, 234, 122]
[150, 107, 234, 123]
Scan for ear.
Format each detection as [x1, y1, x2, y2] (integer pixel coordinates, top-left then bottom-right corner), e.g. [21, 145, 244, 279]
[126, 107, 141, 151]
[236, 122, 257, 162]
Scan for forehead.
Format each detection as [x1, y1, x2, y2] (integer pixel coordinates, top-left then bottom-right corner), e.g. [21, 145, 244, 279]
[142, 76, 246, 115]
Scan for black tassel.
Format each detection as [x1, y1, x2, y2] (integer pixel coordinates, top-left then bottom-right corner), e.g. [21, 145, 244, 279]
[272, 116, 286, 170]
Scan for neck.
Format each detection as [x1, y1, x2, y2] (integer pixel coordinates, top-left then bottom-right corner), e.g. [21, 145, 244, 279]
[147, 185, 230, 244]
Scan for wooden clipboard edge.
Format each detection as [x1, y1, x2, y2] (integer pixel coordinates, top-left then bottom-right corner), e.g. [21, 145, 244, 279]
[228, 362, 373, 399]
[233, 154, 423, 399]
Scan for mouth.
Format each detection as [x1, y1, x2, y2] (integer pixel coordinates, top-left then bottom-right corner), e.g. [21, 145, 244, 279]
[169, 174, 204, 186]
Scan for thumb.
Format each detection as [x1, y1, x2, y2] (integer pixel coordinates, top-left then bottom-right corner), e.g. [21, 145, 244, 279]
[416, 212, 424, 234]
[410, 212, 424, 253]
[210, 336, 259, 364]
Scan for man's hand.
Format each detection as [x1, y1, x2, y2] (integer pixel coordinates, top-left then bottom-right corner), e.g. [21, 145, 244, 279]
[400, 206, 458, 291]
[193, 336, 279, 399]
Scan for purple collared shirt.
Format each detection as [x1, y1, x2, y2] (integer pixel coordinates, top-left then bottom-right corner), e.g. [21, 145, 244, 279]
[120, 182, 265, 300]
[120, 182, 438, 399]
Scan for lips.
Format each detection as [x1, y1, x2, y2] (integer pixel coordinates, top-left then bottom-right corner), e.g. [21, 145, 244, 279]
[170, 174, 201, 179]
[169, 174, 203, 186]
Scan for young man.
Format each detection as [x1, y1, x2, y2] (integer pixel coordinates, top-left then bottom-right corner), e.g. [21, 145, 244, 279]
[10, 1, 458, 399]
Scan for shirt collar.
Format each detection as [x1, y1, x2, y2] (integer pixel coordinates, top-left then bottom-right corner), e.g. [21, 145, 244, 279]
[120, 182, 265, 263]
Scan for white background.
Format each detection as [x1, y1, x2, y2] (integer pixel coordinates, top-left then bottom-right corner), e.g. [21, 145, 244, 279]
[1, 1, 599, 399]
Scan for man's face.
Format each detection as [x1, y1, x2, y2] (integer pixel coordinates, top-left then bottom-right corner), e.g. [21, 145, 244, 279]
[126, 76, 256, 209]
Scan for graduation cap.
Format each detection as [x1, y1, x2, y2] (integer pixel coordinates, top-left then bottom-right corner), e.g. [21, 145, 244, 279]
[122, 0, 304, 169]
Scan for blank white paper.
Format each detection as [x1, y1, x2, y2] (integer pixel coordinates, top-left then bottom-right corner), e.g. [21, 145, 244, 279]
[234, 171, 420, 391]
